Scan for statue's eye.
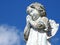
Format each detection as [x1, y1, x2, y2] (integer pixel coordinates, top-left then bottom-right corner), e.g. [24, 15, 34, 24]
[40, 10, 43, 12]
[30, 6, 35, 9]
[39, 10, 43, 12]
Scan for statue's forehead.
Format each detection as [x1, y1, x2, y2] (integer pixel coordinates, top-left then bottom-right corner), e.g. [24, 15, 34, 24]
[29, 3, 45, 10]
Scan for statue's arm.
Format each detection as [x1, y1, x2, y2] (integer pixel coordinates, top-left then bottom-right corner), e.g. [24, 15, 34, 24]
[24, 17, 31, 41]
[29, 16, 46, 29]
[26, 15, 38, 28]
[27, 15, 48, 29]
[30, 17, 49, 29]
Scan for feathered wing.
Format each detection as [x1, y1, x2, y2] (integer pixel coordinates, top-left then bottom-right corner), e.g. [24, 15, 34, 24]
[47, 19, 59, 39]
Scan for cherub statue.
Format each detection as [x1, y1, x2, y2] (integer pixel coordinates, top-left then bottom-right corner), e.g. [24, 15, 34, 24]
[24, 2, 59, 45]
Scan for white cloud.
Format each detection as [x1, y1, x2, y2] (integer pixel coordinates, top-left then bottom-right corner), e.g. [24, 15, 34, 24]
[0, 25, 21, 45]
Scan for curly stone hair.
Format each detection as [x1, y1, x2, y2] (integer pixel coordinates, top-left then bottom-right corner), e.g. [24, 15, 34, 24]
[26, 2, 46, 17]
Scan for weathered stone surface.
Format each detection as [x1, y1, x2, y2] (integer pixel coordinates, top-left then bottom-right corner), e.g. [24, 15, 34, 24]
[24, 2, 59, 45]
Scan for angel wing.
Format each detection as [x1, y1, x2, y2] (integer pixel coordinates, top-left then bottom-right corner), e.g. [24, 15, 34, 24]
[47, 19, 59, 39]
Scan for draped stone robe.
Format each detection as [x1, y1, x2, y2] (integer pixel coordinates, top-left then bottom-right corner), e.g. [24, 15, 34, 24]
[26, 28, 49, 45]
[24, 15, 59, 45]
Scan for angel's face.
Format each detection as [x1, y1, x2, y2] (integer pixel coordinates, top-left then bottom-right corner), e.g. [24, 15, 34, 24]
[27, 7, 40, 20]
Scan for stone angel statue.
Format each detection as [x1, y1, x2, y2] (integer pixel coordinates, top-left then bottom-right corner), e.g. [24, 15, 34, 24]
[24, 2, 59, 45]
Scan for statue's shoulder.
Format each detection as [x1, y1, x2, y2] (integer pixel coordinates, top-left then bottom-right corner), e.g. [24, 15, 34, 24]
[47, 19, 59, 39]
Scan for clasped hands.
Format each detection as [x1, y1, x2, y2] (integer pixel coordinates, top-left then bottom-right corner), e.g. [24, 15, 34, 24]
[26, 15, 46, 29]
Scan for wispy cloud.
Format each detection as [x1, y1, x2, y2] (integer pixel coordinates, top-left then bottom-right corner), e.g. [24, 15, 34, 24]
[0, 24, 21, 45]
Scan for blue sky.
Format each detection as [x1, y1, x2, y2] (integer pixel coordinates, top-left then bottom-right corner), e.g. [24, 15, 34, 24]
[0, 0, 60, 45]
